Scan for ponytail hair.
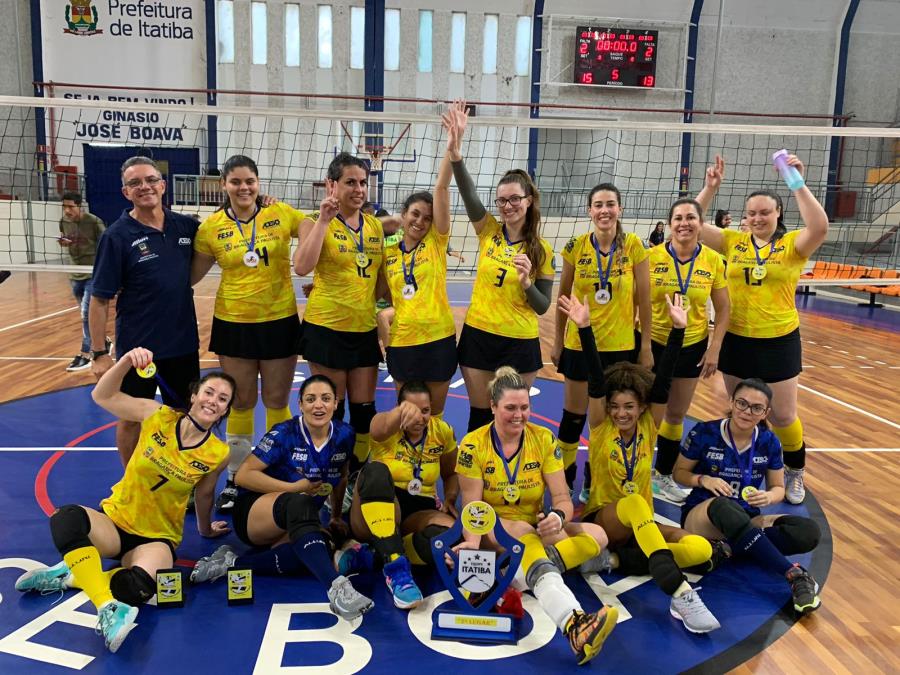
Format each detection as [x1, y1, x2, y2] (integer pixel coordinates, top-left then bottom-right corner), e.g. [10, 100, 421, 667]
[747, 190, 787, 240]
[488, 366, 529, 405]
[498, 170, 545, 278]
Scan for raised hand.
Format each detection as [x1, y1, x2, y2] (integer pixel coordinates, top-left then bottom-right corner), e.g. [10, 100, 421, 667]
[319, 180, 340, 222]
[557, 294, 592, 329]
[704, 154, 725, 192]
[666, 293, 688, 329]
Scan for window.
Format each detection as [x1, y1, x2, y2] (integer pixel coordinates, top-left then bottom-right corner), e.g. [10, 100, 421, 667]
[318, 5, 333, 68]
[251, 2, 267, 65]
[384, 8, 400, 71]
[515, 16, 532, 76]
[418, 10, 432, 72]
[217, 0, 234, 64]
[285, 4, 300, 67]
[450, 13, 466, 74]
[482, 14, 498, 74]
[350, 7, 364, 69]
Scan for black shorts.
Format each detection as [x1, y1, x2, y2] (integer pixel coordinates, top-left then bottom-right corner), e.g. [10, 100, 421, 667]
[557, 347, 635, 381]
[120, 352, 200, 408]
[231, 491, 265, 546]
[300, 321, 382, 369]
[395, 486, 440, 522]
[652, 336, 708, 379]
[457, 324, 543, 374]
[387, 335, 458, 382]
[210, 314, 300, 360]
[718, 328, 802, 383]
[102, 509, 177, 562]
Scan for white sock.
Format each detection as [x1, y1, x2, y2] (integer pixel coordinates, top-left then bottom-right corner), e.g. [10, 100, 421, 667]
[532, 572, 581, 632]
[226, 434, 253, 475]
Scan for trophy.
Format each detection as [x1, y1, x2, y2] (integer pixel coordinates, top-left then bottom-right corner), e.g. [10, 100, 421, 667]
[430, 501, 523, 643]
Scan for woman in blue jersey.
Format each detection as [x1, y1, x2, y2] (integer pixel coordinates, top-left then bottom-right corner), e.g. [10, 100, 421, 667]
[190, 375, 374, 620]
[673, 378, 822, 615]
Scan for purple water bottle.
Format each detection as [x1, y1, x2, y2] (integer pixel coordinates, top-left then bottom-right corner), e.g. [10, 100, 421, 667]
[772, 149, 805, 191]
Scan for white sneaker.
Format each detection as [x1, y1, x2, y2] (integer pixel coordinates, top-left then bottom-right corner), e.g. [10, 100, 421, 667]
[784, 467, 806, 504]
[652, 471, 690, 503]
[670, 587, 720, 634]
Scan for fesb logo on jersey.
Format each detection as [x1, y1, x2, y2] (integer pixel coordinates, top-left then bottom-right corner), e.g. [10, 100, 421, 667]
[64, 0, 103, 36]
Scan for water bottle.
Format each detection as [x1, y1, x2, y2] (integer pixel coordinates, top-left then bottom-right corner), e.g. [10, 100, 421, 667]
[772, 149, 805, 191]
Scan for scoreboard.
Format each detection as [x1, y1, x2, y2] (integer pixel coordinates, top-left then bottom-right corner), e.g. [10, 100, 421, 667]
[574, 27, 658, 88]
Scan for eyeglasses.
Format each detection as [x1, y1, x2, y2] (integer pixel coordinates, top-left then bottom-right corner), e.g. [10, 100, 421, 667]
[733, 398, 768, 416]
[123, 176, 163, 189]
[495, 195, 526, 208]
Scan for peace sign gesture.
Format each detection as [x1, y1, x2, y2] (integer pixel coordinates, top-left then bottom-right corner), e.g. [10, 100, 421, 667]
[319, 180, 340, 223]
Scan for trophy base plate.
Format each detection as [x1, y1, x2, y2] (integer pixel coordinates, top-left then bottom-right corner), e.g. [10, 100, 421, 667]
[431, 610, 520, 644]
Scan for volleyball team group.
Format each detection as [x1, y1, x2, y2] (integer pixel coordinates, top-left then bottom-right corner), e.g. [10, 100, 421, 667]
[16, 103, 827, 664]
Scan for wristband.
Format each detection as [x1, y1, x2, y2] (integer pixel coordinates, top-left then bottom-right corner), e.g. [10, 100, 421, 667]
[550, 508, 566, 527]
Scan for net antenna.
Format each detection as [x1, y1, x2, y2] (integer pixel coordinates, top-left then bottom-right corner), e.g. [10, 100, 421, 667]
[339, 121, 416, 210]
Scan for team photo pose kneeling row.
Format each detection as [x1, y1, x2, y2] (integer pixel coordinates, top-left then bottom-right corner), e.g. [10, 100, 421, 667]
[17, 103, 825, 663]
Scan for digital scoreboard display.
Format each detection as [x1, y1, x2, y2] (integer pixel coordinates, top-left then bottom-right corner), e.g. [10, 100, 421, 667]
[574, 27, 658, 88]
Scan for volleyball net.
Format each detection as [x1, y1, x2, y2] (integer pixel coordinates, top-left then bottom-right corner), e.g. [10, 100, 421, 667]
[1, 93, 898, 293]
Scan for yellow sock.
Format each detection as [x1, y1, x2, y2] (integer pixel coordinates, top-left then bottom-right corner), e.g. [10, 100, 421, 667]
[64, 546, 114, 609]
[520, 533, 549, 575]
[668, 534, 712, 569]
[554, 533, 601, 570]
[227, 406, 254, 437]
[558, 439, 579, 469]
[772, 418, 804, 453]
[658, 420, 683, 443]
[353, 433, 371, 463]
[360, 501, 396, 539]
[66, 565, 124, 591]
[266, 406, 292, 430]
[615, 494, 667, 557]
[402, 533, 426, 565]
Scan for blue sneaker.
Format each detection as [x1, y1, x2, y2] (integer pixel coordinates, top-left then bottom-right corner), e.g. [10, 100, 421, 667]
[383, 556, 423, 609]
[334, 541, 375, 576]
[16, 561, 73, 594]
[96, 601, 138, 653]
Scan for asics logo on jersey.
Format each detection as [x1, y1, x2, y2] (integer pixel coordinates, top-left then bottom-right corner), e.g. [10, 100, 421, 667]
[190, 460, 210, 472]
[523, 461, 541, 471]
[262, 219, 280, 228]
[694, 269, 712, 278]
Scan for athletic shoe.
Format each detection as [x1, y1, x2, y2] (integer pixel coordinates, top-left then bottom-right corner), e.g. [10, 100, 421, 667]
[215, 479, 239, 513]
[327, 575, 374, 620]
[578, 485, 591, 505]
[565, 605, 619, 665]
[670, 587, 721, 634]
[96, 600, 138, 653]
[16, 561, 73, 594]
[190, 545, 236, 583]
[383, 556, 424, 609]
[652, 471, 690, 503]
[786, 564, 820, 615]
[334, 541, 375, 576]
[378, 361, 388, 371]
[66, 355, 91, 372]
[784, 467, 806, 504]
[579, 548, 614, 575]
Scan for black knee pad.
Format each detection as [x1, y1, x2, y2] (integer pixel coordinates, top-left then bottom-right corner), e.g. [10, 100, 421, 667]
[348, 401, 376, 434]
[467, 406, 492, 433]
[614, 541, 650, 575]
[109, 566, 156, 606]
[273, 493, 321, 541]
[335, 398, 346, 422]
[707, 496, 753, 542]
[356, 461, 395, 503]
[654, 435, 681, 476]
[50, 504, 92, 556]
[647, 549, 684, 596]
[412, 525, 449, 565]
[769, 515, 820, 554]
[558, 409, 587, 443]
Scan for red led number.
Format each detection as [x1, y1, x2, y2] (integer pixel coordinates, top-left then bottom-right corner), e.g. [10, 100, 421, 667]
[611, 69, 619, 81]
[642, 75, 655, 87]
[581, 73, 593, 84]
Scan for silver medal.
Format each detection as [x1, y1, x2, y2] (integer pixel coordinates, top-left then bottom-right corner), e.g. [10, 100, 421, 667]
[402, 284, 416, 300]
[594, 288, 611, 305]
[407, 478, 423, 496]
[243, 251, 259, 268]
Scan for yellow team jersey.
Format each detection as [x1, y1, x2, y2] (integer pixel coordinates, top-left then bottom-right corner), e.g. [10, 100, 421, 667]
[583, 411, 657, 515]
[101, 406, 228, 546]
[382, 227, 455, 347]
[562, 231, 647, 352]
[648, 243, 727, 346]
[720, 229, 807, 338]
[464, 215, 555, 339]
[303, 212, 384, 332]
[370, 416, 456, 497]
[195, 203, 304, 323]
[456, 422, 563, 525]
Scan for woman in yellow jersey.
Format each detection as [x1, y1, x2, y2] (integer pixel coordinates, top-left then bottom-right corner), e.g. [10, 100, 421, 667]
[552, 183, 653, 500]
[294, 153, 385, 473]
[455, 367, 617, 665]
[558, 293, 720, 634]
[446, 106, 556, 433]
[346, 382, 458, 609]
[191, 155, 305, 513]
[646, 198, 730, 504]
[696, 154, 829, 505]
[16, 348, 234, 653]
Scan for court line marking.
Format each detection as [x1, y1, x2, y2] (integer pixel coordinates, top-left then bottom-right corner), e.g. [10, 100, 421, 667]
[798, 384, 900, 431]
[0, 306, 77, 333]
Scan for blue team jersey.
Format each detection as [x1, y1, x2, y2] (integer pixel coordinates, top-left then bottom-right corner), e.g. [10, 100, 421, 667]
[681, 419, 783, 517]
[248, 417, 354, 507]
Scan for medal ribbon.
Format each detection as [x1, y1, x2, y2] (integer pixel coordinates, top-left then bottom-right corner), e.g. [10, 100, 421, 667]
[399, 239, 420, 288]
[726, 420, 758, 490]
[667, 243, 701, 298]
[403, 429, 428, 480]
[490, 423, 525, 490]
[501, 224, 523, 252]
[297, 416, 334, 481]
[337, 213, 366, 258]
[616, 432, 639, 483]
[230, 208, 258, 257]
[751, 235, 775, 268]
[592, 233, 617, 294]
